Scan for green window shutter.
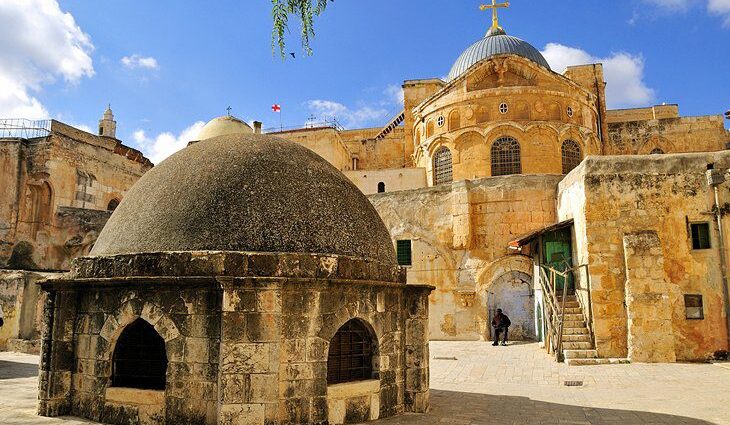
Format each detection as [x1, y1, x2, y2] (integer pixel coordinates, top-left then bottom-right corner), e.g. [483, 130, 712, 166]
[396, 240, 412, 266]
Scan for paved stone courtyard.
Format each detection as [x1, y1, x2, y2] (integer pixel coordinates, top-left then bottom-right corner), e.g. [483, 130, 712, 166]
[1, 341, 729, 424]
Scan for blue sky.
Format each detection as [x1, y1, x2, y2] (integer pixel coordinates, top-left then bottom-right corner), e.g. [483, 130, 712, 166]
[1, 0, 729, 162]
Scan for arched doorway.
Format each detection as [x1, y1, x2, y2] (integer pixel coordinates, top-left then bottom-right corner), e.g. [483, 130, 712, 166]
[485, 271, 535, 341]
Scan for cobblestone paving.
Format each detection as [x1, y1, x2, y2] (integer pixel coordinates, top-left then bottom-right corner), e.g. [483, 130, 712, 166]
[1, 342, 729, 424]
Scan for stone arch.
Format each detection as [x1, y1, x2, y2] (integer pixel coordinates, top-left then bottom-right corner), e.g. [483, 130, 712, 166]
[326, 318, 379, 384]
[490, 136, 522, 176]
[111, 318, 168, 390]
[638, 135, 675, 155]
[484, 271, 535, 341]
[448, 109, 461, 131]
[426, 120, 435, 139]
[26, 181, 53, 235]
[99, 299, 181, 363]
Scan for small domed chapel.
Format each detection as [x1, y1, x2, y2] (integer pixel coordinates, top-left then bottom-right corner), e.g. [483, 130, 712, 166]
[37, 131, 433, 424]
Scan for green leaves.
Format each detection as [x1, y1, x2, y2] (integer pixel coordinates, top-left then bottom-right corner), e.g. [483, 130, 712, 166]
[272, 0, 329, 58]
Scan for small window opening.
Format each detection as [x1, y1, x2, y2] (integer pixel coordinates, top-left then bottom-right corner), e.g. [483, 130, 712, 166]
[684, 294, 704, 320]
[112, 319, 167, 390]
[377, 182, 386, 193]
[650, 148, 665, 155]
[690, 223, 711, 250]
[491, 137, 521, 176]
[433, 147, 453, 185]
[327, 319, 377, 385]
[107, 198, 120, 211]
[396, 240, 412, 266]
[499, 103, 508, 114]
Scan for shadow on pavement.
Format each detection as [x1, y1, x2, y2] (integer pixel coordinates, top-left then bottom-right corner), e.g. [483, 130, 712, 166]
[0, 359, 39, 379]
[376, 390, 716, 424]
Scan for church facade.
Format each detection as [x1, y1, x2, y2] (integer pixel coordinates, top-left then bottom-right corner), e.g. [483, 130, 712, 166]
[276, 14, 730, 362]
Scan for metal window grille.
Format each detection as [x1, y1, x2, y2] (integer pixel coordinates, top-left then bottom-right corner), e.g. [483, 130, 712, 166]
[650, 147, 664, 155]
[396, 240, 412, 266]
[433, 147, 453, 185]
[437, 116, 445, 127]
[561, 140, 582, 174]
[491, 137, 521, 176]
[690, 223, 711, 250]
[499, 103, 508, 114]
[327, 320, 375, 384]
[684, 294, 704, 320]
[112, 319, 167, 390]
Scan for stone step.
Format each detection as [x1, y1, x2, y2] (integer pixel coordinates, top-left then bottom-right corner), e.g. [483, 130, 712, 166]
[566, 358, 631, 366]
[563, 327, 589, 335]
[563, 320, 586, 328]
[562, 334, 592, 343]
[563, 349, 598, 359]
[562, 313, 584, 321]
[560, 307, 583, 314]
[558, 302, 580, 309]
[562, 341, 594, 350]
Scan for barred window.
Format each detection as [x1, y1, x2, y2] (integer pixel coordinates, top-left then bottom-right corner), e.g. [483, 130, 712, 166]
[112, 319, 167, 390]
[433, 147, 453, 185]
[327, 319, 377, 384]
[650, 147, 664, 155]
[561, 140, 582, 174]
[491, 137, 521, 176]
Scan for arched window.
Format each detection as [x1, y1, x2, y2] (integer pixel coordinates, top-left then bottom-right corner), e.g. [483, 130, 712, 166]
[433, 147, 453, 185]
[650, 147, 664, 155]
[377, 182, 386, 193]
[327, 319, 377, 385]
[491, 137, 522, 176]
[448, 110, 461, 131]
[107, 198, 120, 211]
[112, 319, 167, 390]
[561, 140, 582, 174]
[426, 121, 435, 138]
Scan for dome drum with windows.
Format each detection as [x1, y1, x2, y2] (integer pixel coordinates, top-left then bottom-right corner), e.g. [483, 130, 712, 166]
[39, 132, 433, 425]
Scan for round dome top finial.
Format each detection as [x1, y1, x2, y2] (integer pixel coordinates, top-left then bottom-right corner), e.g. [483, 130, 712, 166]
[197, 114, 253, 141]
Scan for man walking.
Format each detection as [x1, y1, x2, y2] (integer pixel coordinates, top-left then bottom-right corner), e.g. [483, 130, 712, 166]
[491, 308, 511, 346]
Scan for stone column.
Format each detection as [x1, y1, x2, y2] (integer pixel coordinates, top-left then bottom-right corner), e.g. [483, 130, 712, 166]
[622, 231, 676, 363]
[38, 289, 77, 416]
[452, 180, 473, 249]
[403, 285, 432, 413]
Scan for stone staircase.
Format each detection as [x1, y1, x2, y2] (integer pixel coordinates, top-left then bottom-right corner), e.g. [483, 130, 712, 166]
[555, 295, 630, 366]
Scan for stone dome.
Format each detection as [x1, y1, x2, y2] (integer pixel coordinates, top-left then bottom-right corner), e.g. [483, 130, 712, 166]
[90, 133, 397, 266]
[196, 115, 253, 140]
[447, 32, 550, 82]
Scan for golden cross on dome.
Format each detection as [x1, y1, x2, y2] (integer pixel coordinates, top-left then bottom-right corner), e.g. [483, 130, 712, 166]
[479, 0, 510, 32]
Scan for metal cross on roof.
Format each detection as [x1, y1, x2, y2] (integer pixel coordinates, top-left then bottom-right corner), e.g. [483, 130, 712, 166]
[226, 106, 232, 116]
[480, 0, 510, 31]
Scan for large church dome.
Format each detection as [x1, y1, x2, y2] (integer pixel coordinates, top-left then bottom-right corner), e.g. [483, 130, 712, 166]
[90, 133, 397, 266]
[447, 30, 550, 82]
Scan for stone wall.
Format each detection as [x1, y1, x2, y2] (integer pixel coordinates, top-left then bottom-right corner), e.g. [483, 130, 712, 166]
[0, 269, 57, 351]
[344, 168, 427, 195]
[0, 122, 151, 271]
[558, 153, 730, 361]
[370, 174, 562, 340]
[39, 252, 432, 425]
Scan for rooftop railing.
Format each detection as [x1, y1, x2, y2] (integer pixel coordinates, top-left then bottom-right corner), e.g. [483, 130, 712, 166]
[0, 118, 51, 139]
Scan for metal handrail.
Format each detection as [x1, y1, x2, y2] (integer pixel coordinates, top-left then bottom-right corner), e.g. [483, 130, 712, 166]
[538, 263, 590, 362]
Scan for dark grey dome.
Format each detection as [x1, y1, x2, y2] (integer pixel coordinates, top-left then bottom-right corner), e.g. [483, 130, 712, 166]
[447, 33, 550, 82]
[90, 133, 397, 266]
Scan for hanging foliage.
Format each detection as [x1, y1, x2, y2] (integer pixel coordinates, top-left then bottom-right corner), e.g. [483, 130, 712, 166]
[272, 0, 329, 58]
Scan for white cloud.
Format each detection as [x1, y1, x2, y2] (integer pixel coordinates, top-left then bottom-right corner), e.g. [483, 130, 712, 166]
[709, 0, 730, 25]
[132, 121, 205, 164]
[0, 0, 94, 118]
[541, 43, 656, 109]
[384, 84, 404, 106]
[121, 54, 159, 70]
[307, 100, 389, 128]
[644, 0, 694, 10]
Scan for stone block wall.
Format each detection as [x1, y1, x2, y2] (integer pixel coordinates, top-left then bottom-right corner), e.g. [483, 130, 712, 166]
[623, 231, 676, 363]
[558, 153, 730, 361]
[0, 269, 55, 352]
[371, 175, 562, 341]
